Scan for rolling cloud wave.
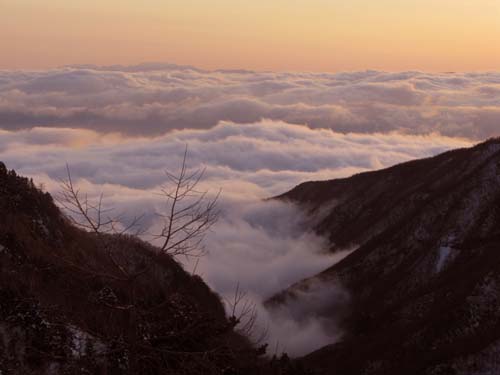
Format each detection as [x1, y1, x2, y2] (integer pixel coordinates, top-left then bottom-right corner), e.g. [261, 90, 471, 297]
[0, 64, 499, 139]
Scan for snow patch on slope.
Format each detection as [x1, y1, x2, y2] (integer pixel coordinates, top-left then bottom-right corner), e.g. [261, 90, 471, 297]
[435, 235, 458, 273]
[436, 246, 452, 273]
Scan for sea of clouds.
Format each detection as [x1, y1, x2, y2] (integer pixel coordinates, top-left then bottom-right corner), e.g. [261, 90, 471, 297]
[1, 63, 499, 139]
[1, 63, 493, 355]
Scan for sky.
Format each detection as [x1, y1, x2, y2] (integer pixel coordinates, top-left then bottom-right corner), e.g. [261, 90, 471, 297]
[1, 0, 500, 72]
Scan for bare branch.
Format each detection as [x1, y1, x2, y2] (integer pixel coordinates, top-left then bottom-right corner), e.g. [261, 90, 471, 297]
[153, 145, 220, 258]
[225, 282, 267, 345]
[56, 164, 147, 280]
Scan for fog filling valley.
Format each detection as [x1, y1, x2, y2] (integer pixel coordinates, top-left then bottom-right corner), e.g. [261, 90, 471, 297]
[0, 123, 472, 356]
[2, 64, 493, 356]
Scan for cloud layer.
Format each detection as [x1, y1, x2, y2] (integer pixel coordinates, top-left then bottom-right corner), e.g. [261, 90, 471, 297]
[1, 64, 499, 139]
[0, 64, 488, 355]
[0, 121, 471, 198]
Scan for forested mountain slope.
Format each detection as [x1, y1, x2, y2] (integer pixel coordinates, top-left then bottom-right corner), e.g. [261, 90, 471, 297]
[0, 163, 260, 375]
[273, 138, 500, 375]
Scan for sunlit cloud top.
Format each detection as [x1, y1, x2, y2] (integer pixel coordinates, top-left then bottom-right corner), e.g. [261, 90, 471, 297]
[1, 65, 499, 140]
[2, 0, 499, 71]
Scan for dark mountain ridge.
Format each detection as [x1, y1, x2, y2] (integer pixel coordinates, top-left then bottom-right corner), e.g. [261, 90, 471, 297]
[271, 138, 500, 374]
[0, 163, 262, 374]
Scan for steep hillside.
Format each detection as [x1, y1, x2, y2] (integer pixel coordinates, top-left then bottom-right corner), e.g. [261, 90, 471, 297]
[273, 138, 500, 375]
[0, 163, 260, 374]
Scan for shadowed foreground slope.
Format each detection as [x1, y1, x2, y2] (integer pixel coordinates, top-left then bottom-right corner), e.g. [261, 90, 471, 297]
[273, 138, 500, 375]
[0, 163, 263, 374]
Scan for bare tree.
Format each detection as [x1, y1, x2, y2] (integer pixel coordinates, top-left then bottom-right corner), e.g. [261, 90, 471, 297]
[227, 282, 268, 348]
[58, 146, 219, 260]
[57, 165, 144, 281]
[58, 164, 142, 236]
[153, 146, 220, 258]
[55, 146, 220, 286]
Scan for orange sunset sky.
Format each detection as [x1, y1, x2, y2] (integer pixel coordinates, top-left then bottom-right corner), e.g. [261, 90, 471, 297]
[1, 0, 500, 72]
